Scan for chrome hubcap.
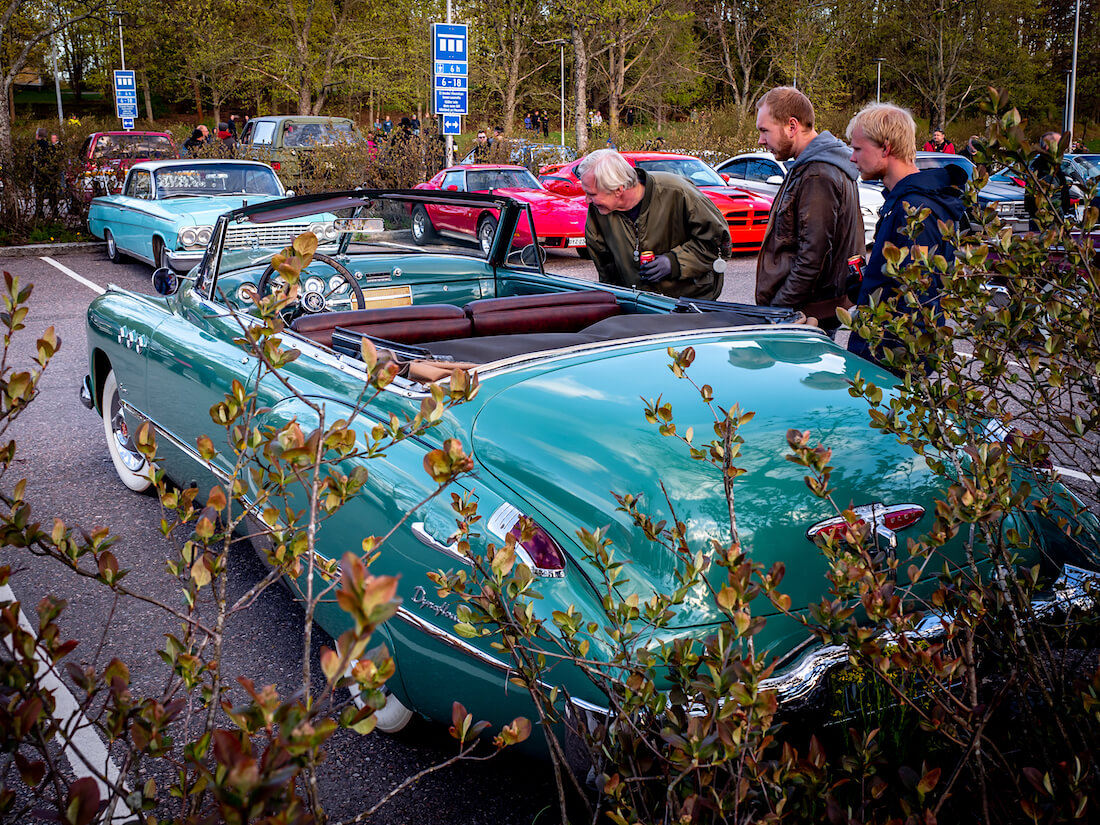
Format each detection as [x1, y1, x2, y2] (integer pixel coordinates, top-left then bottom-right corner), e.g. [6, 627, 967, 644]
[110, 398, 144, 471]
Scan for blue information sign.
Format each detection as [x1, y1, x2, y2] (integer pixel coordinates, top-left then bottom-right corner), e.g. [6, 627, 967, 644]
[434, 61, 467, 76]
[435, 89, 468, 116]
[113, 70, 138, 122]
[431, 23, 468, 62]
[434, 75, 468, 90]
[122, 117, 135, 130]
[442, 115, 461, 135]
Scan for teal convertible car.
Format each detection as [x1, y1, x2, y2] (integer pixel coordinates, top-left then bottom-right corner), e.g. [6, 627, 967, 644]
[83, 190, 1100, 740]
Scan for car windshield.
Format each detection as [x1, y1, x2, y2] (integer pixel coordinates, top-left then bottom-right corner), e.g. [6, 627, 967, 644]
[1069, 155, 1100, 181]
[155, 164, 283, 197]
[282, 122, 359, 147]
[635, 157, 726, 187]
[212, 193, 541, 283]
[94, 133, 175, 160]
[466, 169, 540, 190]
[915, 154, 975, 179]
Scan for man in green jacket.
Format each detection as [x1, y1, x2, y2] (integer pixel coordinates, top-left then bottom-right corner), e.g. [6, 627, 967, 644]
[579, 149, 730, 300]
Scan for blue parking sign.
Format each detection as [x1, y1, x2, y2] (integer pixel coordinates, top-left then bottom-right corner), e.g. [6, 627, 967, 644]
[114, 70, 138, 121]
[442, 115, 461, 135]
[431, 23, 468, 62]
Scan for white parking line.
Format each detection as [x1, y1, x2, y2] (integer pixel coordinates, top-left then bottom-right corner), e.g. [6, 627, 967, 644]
[40, 257, 105, 296]
[1053, 466, 1100, 485]
[0, 584, 133, 822]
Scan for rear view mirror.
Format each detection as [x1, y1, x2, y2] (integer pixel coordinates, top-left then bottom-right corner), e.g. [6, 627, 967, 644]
[766, 175, 784, 185]
[519, 244, 547, 267]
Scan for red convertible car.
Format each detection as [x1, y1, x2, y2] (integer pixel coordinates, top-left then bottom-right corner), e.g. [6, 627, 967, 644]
[414, 164, 589, 255]
[539, 152, 773, 252]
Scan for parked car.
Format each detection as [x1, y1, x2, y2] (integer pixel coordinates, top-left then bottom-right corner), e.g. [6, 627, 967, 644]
[540, 152, 773, 252]
[713, 151, 885, 246]
[86, 159, 302, 271]
[72, 131, 178, 200]
[460, 140, 576, 174]
[907, 152, 1029, 231]
[414, 164, 589, 254]
[82, 188, 1100, 751]
[236, 116, 362, 187]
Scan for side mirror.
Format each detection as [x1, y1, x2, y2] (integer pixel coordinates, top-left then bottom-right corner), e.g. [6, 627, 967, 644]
[446, 185, 459, 191]
[519, 243, 547, 267]
[766, 175, 784, 185]
[152, 267, 180, 296]
[285, 188, 296, 197]
[720, 173, 731, 183]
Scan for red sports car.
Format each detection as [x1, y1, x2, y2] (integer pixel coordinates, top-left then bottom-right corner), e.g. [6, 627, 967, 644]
[414, 164, 589, 255]
[539, 152, 773, 253]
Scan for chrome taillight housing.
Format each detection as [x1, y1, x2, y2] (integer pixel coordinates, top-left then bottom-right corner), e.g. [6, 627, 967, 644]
[488, 503, 567, 578]
[806, 502, 925, 545]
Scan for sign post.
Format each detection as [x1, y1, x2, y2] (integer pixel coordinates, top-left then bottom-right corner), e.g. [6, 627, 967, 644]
[431, 22, 468, 166]
[113, 70, 138, 130]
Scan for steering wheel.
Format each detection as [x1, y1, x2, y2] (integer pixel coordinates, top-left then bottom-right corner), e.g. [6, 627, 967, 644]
[256, 252, 365, 316]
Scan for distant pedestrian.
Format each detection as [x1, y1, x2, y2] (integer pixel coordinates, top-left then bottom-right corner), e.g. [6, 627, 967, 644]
[383, 116, 393, 135]
[32, 127, 61, 220]
[472, 130, 491, 162]
[625, 107, 635, 127]
[411, 115, 421, 135]
[182, 127, 206, 156]
[1025, 131, 1071, 229]
[960, 134, 980, 161]
[922, 129, 955, 153]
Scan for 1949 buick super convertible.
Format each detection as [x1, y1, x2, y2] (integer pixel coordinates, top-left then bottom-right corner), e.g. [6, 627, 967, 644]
[83, 189, 1100, 742]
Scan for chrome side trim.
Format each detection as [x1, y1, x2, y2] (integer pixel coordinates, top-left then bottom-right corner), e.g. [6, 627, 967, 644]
[121, 400, 232, 485]
[411, 522, 471, 565]
[393, 604, 512, 674]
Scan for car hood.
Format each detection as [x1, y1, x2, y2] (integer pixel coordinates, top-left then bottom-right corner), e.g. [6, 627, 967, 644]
[978, 180, 1025, 201]
[485, 187, 587, 213]
[469, 331, 948, 630]
[699, 186, 772, 210]
[138, 195, 286, 225]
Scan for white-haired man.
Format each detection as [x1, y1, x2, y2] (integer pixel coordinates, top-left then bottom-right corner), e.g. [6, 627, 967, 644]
[578, 149, 730, 300]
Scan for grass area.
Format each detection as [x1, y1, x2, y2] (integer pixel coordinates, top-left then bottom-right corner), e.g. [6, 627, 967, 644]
[0, 223, 94, 246]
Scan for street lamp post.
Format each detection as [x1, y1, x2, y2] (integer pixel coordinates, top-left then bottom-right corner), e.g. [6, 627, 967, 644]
[1067, 0, 1080, 144]
[873, 58, 885, 103]
[560, 43, 565, 148]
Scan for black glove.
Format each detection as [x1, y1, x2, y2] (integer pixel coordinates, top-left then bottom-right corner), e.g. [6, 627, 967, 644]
[638, 253, 673, 282]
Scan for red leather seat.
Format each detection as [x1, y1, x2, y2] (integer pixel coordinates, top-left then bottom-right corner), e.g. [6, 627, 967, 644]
[291, 305, 471, 347]
[465, 291, 620, 337]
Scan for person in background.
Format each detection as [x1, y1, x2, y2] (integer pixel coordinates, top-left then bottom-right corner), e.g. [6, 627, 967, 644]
[1025, 131, 1071, 229]
[923, 128, 955, 153]
[625, 107, 635, 127]
[472, 130, 491, 162]
[410, 115, 421, 135]
[960, 135, 981, 161]
[32, 127, 60, 220]
[753, 86, 864, 331]
[182, 127, 207, 156]
[846, 102, 966, 366]
[578, 148, 730, 301]
[383, 116, 393, 135]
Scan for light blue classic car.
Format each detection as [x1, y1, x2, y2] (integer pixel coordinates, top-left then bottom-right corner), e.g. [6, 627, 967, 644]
[87, 159, 338, 272]
[82, 189, 1100, 752]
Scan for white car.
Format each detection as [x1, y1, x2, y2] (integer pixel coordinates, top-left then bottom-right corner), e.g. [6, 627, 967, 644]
[714, 151, 883, 246]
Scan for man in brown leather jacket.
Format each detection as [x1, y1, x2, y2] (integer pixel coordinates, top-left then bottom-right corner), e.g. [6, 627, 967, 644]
[754, 87, 865, 330]
[579, 149, 730, 300]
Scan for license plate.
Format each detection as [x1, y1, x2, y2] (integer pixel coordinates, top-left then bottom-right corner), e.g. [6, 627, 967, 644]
[567, 237, 586, 247]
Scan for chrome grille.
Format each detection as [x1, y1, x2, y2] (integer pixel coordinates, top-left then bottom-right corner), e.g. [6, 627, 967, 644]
[225, 223, 314, 250]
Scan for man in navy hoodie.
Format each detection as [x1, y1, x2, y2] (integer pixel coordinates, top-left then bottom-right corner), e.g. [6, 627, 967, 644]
[845, 102, 966, 365]
[754, 87, 866, 330]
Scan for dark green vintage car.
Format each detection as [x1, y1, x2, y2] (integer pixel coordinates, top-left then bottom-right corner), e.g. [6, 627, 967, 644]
[83, 190, 1100, 741]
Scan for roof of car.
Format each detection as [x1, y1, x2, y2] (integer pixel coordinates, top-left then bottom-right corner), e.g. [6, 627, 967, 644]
[617, 151, 709, 162]
[248, 115, 356, 123]
[126, 159, 278, 172]
[88, 131, 174, 138]
[443, 164, 531, 173]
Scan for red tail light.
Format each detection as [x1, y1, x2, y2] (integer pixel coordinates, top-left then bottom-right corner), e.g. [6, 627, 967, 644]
[806, 503, 925, 543]
[488, 504, 566, 578]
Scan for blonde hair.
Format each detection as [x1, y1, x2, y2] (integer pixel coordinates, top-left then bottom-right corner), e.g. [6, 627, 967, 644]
[576, 149, 639, 192]
[846, 103, 917, 164]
